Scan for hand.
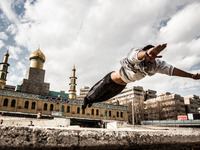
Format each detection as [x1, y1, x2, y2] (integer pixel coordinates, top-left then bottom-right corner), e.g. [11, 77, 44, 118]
[192, 73, 200, 80]
[147, 43, 167, 58]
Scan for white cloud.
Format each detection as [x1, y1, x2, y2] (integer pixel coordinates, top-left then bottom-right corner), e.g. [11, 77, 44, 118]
[1, 0, 200, 96]
[8, 46, 22, 60]
[6, 74, 21, 86]
[0, 40, 4, 48]
[6, 24, 17, 35]
[175, 55, 200, 70]
[16, 61, 26, 70]
[0, 32, 8, 40]
[159, 2, 200, 43]
[0, 0, 18, 24]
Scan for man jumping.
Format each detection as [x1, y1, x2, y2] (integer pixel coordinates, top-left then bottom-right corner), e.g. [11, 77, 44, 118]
[82, 43, 200, 109]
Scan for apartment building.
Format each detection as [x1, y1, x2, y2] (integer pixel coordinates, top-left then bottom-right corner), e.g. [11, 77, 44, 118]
[144, 93, 186, 120]
[76, 86, 90, 100]
[184, 95, 200, 114]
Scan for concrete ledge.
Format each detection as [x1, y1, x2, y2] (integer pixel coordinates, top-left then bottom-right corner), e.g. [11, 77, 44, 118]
[0, 126, 200, 149]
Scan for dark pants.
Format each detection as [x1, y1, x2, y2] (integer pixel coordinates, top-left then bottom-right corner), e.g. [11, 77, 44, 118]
[85, 72, 126, 104]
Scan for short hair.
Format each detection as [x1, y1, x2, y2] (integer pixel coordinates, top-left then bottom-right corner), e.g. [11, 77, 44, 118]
[142, 45, 154, 51]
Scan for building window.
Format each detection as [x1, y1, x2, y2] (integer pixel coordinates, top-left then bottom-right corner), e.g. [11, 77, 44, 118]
[96, 109, 99, 116]
[82, 108, 85, 114]
[109, 111, 112, 117]
[61, 105, 64, 112]
[91, 109, 94, 115]
[121, 112, 123, 118]
[50, 104, 54, 111]
[77, 107, 80, 114]
[117, 111, 119, 117]
[31, 102, 36, 109]
[24, 101, 29, 109]
[11, 99, 16, 107]
[44, 103, 48, 111]
[67, 106, 70, 113]
[3, 99, 8, 106]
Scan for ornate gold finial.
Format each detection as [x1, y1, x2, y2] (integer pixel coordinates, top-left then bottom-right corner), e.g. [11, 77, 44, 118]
[6, 50, 9, 55]
[72, 64, 76, 71]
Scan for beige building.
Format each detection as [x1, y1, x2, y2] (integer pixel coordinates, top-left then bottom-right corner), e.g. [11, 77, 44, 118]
[144, 93, 186, 120]
[184, 95, 200, 114]
[107, 86, 146, 105]
[0, 90, 128, 122]
[76, 86, 90, 100]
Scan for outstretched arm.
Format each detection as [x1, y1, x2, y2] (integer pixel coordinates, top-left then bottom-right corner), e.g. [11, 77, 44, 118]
[137, 43, 167, 60]
[172, 67, 200, 79]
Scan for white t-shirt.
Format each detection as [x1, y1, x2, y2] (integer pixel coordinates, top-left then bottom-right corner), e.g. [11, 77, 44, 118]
[119, 48, 174, 83]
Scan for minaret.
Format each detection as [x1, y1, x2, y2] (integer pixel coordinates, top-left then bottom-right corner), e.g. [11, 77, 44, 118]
[69, 65, 77, 99]
[0, 50, 10, 89]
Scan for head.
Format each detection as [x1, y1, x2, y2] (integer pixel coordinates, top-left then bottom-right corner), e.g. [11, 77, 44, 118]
[142, 45, 154, 51]
[142, 45, 155, 67]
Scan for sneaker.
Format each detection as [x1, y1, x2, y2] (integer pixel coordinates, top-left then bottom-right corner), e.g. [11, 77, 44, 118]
[88, 103, 93, 108]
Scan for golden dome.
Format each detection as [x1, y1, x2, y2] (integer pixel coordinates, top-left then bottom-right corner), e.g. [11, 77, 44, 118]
[29, 49, 46, 62]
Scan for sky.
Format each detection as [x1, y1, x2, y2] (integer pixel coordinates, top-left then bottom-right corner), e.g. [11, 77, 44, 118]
[0, 0, 200, 97]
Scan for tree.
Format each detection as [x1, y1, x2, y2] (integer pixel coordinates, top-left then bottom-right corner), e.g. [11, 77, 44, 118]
[128, 96, 145, 125]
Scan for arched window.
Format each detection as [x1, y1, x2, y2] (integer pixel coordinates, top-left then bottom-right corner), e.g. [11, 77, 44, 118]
[77, 107, 80, 114]
[117, 111, 119, 117]
[121, 112, 123, 118]
[109, 111, 112, 117]
[11, 99, 16, 107]
[44, 103, 48, 110]
[104, 110, 107, 117]
[31, 102, 36, 109]
[67, 106, 70, 113]
[61, 105, 64, 112]
[3, 99, 8, 106]
[50, 104, 54, 111]
[91, 109, 94, 115]
[24, 101, 29, 108]
[96, 109, 99, 116]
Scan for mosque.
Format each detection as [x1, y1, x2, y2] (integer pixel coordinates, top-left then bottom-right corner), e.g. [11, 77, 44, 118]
[0, 49, 128, 127]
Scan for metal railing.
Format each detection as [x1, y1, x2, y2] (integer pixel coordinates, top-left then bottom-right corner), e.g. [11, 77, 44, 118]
[141, 120, 200, 127]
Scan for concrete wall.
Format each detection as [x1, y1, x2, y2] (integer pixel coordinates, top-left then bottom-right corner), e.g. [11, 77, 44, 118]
[0, 126, 200, 150]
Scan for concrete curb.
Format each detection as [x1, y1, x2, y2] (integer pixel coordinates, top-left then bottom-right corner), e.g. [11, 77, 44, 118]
[0, 126, 200, 149]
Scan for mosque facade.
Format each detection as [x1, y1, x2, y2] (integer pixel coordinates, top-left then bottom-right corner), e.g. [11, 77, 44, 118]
[0, 49, 128, 127]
